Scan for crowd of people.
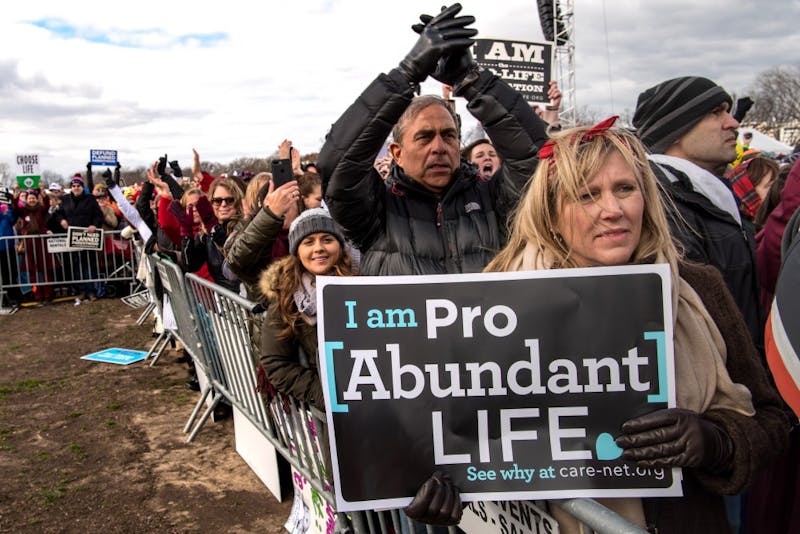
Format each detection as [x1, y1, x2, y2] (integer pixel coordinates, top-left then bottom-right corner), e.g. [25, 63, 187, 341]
[3, 3, 800, 533]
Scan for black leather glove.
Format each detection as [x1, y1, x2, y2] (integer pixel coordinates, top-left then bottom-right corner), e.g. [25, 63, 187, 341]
[157, 154, 168, 176]
[616, 408, 734, 474]
[733, 96, 754, 122]
[412, 11, 477, 86]
[114, 163, 121, 185]
[144, 233, 158, 255]
[102, 169, 115, 188]
[403, 471, 462, 526]
[169, 160, 183, 178]
[397, 3, 477, 84]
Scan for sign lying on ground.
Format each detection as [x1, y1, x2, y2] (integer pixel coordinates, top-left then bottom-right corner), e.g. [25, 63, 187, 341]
[90, 149, 118, 167]
[473, 38, 553, 105]
[67, 227, 104, 251]
[81, 348, 147, 365]
[317, 265, 680, 512]
[16, 153, 40, 189]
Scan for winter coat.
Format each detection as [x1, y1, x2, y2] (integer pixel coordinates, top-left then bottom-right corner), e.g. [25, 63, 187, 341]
[225, 206, 289, 302]
[756, 158, 800, 309]
[16, 203, 57, 272]
[182, 220, 240, 293]
[640, 262, 789, 532]
[0, 206, 17, 252]
[650, 161, 763, 352]
[258, 262, 324, 410]
[53, 192, 104, 229]
[319, 68, 547, 275]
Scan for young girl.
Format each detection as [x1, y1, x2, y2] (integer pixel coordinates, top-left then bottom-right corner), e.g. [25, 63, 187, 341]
[258, 208, 352, 410]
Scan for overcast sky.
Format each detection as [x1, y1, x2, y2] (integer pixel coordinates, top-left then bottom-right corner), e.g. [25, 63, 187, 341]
[2, 0, 799, 181]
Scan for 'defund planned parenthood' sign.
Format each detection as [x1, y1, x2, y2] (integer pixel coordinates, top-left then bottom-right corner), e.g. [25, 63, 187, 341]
[317, 265, 681, 512]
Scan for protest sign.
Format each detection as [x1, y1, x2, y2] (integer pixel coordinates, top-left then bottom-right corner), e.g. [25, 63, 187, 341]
[0, 187, 12, 205]
[473, 38, 553, 105]
[46, 235, 71, 253]
[81, 348, 147, 365]
[67, 227, 104, 251]
[16, 153, 41, 189]
[90, 149, 118, 167]
[461, 500, 557, 534]
[317, 264, 680, 512]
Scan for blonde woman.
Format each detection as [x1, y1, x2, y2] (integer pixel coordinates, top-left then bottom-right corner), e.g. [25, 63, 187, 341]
[484, 118, 788, 533]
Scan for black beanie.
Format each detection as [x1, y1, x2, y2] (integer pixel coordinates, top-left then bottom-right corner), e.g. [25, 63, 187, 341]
[632, 76, 733, 154]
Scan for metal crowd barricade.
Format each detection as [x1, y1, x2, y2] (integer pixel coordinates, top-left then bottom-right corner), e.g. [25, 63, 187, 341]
[183, 273, 422, 533]
[0, 230, 140, 311]
[143, 257, 228, 442]
[175, 271, 643, 534]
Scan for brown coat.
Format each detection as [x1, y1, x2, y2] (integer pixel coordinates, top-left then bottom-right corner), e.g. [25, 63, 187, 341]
[258, 261, 325, 411]
[641, 262, 790, 532]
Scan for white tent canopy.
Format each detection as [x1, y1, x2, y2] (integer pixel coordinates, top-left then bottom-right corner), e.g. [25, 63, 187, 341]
[739, 128, 793, 156]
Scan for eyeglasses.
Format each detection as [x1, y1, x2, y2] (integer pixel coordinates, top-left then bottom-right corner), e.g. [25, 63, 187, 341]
[94, 194, 107, 199]
[211, 197, 235, 206]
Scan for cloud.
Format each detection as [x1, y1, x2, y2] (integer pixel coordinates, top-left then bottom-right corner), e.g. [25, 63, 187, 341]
[2, 0, 800, 178]
[28, 18, 228, 49]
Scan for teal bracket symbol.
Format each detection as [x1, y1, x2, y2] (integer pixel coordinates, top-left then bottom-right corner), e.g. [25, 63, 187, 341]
[644, 331, 667, 403]
[324, 341, 348, 413]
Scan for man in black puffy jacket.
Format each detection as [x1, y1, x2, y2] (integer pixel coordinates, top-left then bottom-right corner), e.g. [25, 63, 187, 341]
[319, 4, 548, 276]
[52, 174, 104, 301]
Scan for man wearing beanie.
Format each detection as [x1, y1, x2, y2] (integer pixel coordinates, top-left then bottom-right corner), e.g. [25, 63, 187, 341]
[634, 76, 770, 534]
[51, 173, 104, 302]
[632, 76, 762, 354]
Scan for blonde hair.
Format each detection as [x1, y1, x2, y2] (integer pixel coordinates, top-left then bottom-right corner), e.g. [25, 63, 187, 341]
[244, 172, 272, 217]
[486, 124, 678, 272]
[180, 188, 204, 208]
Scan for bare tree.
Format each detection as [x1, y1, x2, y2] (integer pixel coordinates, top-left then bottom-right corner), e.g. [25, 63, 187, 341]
[746, 66, 800, 128]
[0, 162, 10, 186]
[41, 169, 64, 186]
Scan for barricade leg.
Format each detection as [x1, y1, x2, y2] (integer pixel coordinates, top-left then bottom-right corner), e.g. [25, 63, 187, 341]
[136, 302, 156, 325]
[146, 330, 172, 366]
[186, 392, 223, 443]
[184, 385, 213, 434]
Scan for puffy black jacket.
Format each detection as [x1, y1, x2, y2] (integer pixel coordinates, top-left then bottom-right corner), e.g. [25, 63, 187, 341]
[319, 68, 547, 275]
[651, 161, 763, 352]
[54, 192, 103, 228]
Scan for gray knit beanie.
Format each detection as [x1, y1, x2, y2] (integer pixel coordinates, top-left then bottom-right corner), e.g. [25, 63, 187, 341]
[288, 208, 345, 255]
[632, 76, 733, 154]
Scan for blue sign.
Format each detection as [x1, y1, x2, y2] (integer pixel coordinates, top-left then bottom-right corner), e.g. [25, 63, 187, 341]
[81, 347, 147, 365]
[90, 149, 118, 166]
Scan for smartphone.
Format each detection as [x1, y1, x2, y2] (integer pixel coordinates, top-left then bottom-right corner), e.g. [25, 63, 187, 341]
[271, 158, 294, 188]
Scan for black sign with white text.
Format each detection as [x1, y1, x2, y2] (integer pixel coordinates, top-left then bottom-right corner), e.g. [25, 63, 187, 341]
[473, 38, 553, 104]
[317, 265, 681, 512]
[67, 227, 103, 251]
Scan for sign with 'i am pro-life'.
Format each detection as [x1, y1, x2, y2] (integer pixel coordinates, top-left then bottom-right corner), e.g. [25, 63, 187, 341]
[317, 264, 681, 512]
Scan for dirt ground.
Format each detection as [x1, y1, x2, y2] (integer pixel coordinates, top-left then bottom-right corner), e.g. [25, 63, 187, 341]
[0, 297, 292, 533]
